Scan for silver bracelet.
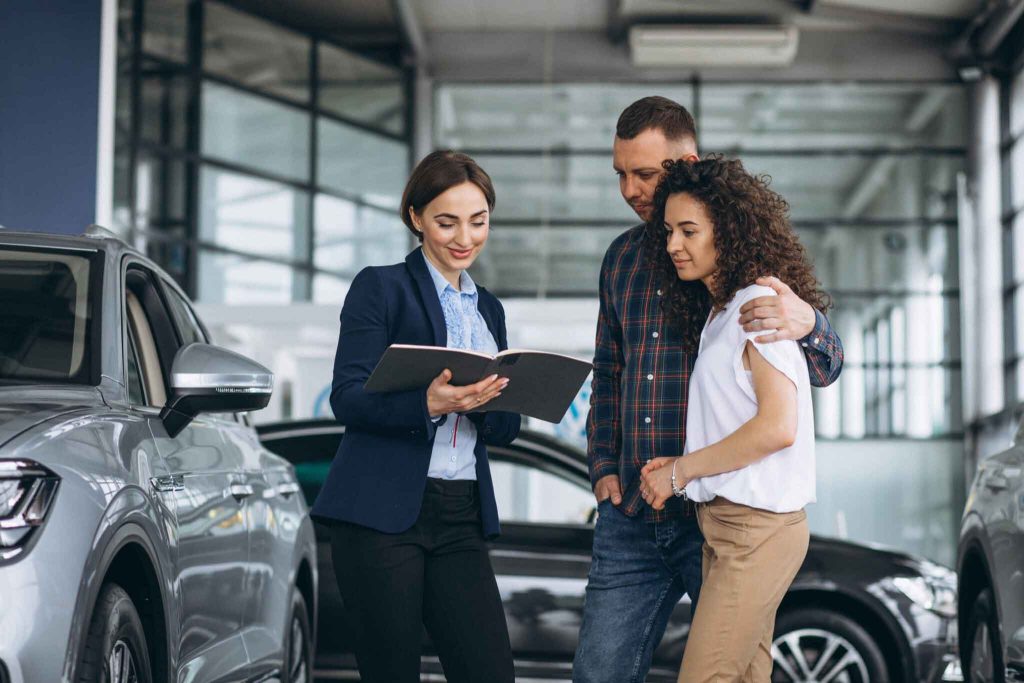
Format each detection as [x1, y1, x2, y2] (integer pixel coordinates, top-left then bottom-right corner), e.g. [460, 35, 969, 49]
[670, 458, 687, 499]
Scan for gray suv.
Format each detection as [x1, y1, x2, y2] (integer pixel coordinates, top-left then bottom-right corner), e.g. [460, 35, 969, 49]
[958, 415, 1024, 683]
[0, 228, 317, 683]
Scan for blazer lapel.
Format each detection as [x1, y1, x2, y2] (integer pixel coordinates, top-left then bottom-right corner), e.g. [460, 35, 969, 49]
[405, 248, 447, 347]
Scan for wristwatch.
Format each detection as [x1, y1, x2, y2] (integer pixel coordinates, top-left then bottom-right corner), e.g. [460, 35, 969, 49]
[670, 459, 688, 499]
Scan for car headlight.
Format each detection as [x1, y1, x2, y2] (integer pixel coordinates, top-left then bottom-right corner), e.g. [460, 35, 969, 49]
[893, 560, 957, 618]
[0, 460, 60, 561]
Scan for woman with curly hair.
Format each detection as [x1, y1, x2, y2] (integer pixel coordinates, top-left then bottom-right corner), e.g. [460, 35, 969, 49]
[638, 155, 831, 682]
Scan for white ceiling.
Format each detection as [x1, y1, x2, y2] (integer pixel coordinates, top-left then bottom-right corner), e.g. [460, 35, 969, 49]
[820, 0, 983, 19]
[414, 0, 985, 32]
[414, 0, 609, 31]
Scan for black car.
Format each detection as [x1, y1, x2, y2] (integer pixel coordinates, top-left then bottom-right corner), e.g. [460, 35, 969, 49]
[258, 419, 960, 683]
[958, 416, 1024, 683]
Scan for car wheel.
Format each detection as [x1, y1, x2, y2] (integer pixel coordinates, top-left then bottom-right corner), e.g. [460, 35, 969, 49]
[285, 589, 312, 683]
[771, 608, 888, 683]
[76, 583, 153, 683]
[962, 588, 1004, 683]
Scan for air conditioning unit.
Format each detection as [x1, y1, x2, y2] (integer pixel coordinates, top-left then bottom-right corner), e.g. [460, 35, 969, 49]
[629, 24, 799, 68]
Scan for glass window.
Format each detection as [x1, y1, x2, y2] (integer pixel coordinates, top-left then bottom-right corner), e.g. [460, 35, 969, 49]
[471, 154, 634, 223]
[470, 225, 609, 297]
[1011, 139, 1024, 214]
[126, 329, 147, 405]
[132, 153, 189, 287]
[1011, 65, 1024, 141]
[319, 43, 404, 135]
[313, 195, 407, 279]
[312, 272, 351, 305]
[197, 251, 297, 305]
[201, 81, 311, 182]
[317, 119, 406, 208]
[436, 83, 694, 150]
[831, 293, 960, 364]
[140, 60, 189, 148]
[821, 365, 961, 438]
[700, 83, 967, 151]
[163, 284, 207, 346]
[0, 250, 95, 384]
[742, 153, 963, 222]
[1013, 212, 1024, 287]
[804, 225, 958, 295]
[203, 2, 311, 103]
[490, 459, 594, 525]
[473, 152, 962, 226]
[142, 0, 187, 63]
[198, 166, 309, 261]
[1015, 288, 1024, 358]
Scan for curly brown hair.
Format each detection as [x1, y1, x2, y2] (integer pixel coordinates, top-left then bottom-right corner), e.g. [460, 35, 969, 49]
[642, 155, 831, 351]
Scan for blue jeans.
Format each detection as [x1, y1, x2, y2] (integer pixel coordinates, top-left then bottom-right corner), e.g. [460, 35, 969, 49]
[573, 499, 704, 683]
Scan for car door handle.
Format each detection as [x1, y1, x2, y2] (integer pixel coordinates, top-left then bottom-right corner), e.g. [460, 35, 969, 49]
[276, 482, 300, 499]
[985, 477, 1009, 492]
[229, 483, 255, 501]
[150, 475, 185, 492]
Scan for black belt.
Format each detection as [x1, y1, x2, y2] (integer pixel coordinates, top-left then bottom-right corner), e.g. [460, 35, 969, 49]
[425, 477, 477, 496]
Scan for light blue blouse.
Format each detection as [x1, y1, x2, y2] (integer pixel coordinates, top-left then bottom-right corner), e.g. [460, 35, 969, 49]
[423, 252, 499, 480]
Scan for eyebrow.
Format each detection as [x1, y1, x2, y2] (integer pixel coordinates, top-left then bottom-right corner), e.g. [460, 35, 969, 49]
[665, 220, 699, 227]
[433, 210, 488, 220]
[614, 166, 661, 174]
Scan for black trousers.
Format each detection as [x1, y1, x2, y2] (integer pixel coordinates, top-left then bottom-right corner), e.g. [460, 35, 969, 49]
[329, 478, 514, 683]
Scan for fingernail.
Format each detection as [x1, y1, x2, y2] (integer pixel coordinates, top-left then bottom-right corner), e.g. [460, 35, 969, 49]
[489, 374, 499, 380]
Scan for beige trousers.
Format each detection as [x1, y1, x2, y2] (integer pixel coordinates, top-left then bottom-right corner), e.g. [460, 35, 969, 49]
[678, 497, 809, 683]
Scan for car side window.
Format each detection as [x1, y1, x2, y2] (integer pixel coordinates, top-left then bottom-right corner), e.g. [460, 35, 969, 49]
[126, 289, 167, 407]
[490, 458, 595, 525]
[124, 265, 182, 408]
[125, 325, 147, 406]
[163, 284, 207, 347]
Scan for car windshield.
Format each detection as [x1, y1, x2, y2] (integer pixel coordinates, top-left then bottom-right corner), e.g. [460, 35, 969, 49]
[0, 248, 97, 385]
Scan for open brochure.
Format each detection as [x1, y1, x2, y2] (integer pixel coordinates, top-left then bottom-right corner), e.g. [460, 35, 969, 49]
[364, 344, 593, 423]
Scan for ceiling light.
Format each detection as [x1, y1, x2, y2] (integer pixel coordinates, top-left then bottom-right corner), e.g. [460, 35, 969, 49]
[629, 25, 799, 68]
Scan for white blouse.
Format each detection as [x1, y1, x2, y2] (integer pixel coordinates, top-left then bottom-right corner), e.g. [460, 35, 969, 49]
[683, 284, 816, 513]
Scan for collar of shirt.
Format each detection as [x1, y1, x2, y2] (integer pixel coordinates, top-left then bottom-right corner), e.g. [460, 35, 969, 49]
[422, 250, 478, 299]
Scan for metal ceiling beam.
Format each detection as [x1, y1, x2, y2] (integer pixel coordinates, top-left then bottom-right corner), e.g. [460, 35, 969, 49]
[840, 88, 949, 220]
[607, 0, 628, 43]
[392, 0, 429, 67]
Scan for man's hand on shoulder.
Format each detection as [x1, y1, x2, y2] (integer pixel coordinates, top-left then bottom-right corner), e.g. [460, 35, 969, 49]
[738, 275, 816, 343]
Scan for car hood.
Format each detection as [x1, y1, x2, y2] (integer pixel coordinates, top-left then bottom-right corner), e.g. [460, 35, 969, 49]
[0, 386, 106, 449]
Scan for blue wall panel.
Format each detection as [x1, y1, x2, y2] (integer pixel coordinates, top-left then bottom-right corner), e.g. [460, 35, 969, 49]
[0, 0, 102, 234]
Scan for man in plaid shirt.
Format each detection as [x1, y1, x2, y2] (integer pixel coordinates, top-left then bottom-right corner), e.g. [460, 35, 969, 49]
[572, 97, 844, 683]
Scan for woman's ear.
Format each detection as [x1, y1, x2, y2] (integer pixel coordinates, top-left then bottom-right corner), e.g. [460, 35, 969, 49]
[409, 207, 422, 233]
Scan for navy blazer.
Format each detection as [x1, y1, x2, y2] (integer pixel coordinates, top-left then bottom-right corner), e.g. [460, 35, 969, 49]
[310, 248, 521, 538]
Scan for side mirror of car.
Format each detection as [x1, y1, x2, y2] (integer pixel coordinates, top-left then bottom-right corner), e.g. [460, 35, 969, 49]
[160, 343, 273, 438]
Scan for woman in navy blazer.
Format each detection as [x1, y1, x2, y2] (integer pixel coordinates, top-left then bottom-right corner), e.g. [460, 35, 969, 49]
[311, 151, 521, 683]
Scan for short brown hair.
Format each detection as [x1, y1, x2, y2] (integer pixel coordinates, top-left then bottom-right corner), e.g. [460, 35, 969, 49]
[616, 96, 697, 145]
[400, 151, 496, 241]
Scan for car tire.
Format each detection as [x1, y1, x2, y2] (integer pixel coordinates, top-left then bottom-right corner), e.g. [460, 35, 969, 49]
[962, 588, 1004, 683]
[285, 589, 313, 683]
[772, 608, 888, 683]
[76, 582, 154, 683]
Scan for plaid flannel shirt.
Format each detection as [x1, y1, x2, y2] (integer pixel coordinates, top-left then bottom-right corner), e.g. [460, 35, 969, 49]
[586, 225, 844, 522]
